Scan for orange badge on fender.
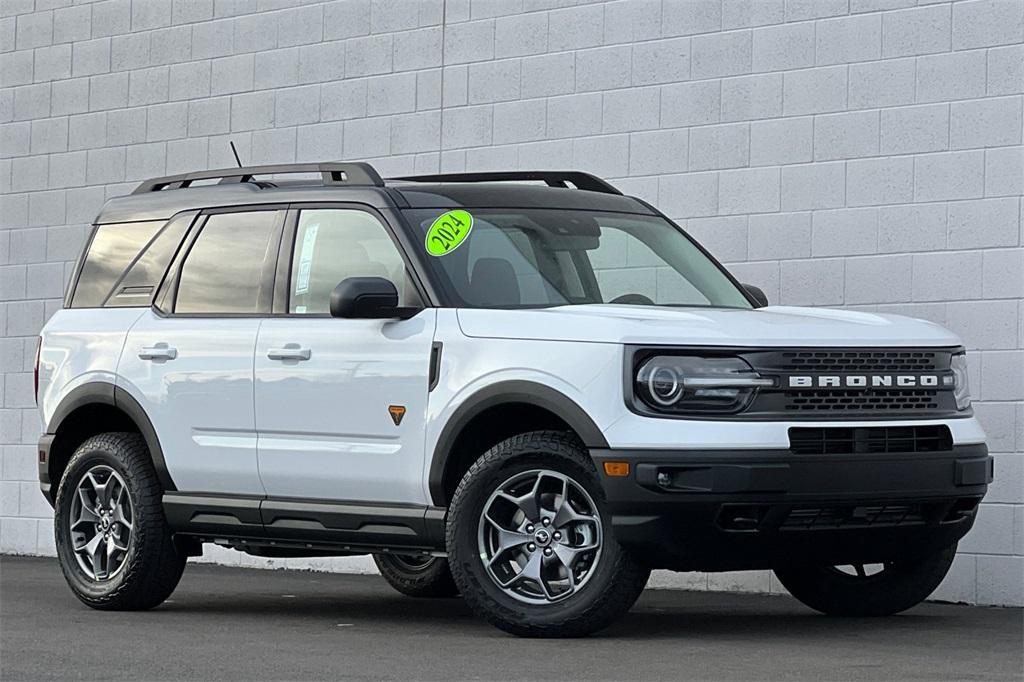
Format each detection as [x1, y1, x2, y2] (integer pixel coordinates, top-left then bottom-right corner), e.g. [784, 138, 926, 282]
[388, 405, 406, 426]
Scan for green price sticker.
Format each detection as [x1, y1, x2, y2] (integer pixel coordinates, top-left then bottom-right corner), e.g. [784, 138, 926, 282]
[425, 209, 474, 257]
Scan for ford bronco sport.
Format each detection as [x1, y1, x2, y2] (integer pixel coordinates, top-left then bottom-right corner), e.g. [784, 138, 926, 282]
[37, 162, 991, 637]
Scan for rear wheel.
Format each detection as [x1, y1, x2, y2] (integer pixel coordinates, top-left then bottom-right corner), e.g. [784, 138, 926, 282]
[446, 431, 650, 637]
[373, 553, 459, 598]
[774, 544, 957, 616]
[54, 432, 186, 610]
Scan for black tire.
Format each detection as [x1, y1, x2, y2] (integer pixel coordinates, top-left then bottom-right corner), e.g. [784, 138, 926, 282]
[446, 430, 650, 638]
[54, 432, 186, 610]
[774, 544, 957, 617]
[373, 554, 459, 598]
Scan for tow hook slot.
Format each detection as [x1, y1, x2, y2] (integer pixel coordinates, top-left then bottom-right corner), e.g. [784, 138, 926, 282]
[636, 463, 791, 494]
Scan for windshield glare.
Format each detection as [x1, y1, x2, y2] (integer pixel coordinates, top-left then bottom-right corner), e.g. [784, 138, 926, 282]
[405, 208, 752, 310]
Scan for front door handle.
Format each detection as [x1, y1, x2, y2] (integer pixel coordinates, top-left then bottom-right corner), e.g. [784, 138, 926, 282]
[139, 343, 177, 361]
[267, 345, 311, 361]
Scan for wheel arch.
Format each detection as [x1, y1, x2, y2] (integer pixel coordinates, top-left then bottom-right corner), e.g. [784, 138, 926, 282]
[46, 382, 176, 497]
[428, 381, 608, 506]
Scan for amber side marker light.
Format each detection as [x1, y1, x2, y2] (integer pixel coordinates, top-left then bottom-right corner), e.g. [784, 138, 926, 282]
[603, 461, 630, 477]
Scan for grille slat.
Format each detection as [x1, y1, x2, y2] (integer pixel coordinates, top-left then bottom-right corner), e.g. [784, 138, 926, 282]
[781, 504, 926, 530]
[786, 388, 940, 412]
[789, 425, 953, 455]
[776, 351, 940, 373]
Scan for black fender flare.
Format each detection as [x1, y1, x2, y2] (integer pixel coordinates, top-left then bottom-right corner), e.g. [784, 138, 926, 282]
[427, 380, 608, 505]
[47, 382, 177, 492]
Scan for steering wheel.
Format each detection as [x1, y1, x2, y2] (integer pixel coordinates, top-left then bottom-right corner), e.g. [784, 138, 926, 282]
[610, 293, 655, 306]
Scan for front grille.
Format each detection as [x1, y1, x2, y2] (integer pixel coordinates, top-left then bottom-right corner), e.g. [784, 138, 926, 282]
[789, 425, 953, 455]
[785, 388, 940, 413]
[781, 504, 926, 530]
[772, 350, 941, 373]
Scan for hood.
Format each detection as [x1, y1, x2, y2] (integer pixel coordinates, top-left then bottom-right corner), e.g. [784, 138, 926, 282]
[456, 305, 963, 348]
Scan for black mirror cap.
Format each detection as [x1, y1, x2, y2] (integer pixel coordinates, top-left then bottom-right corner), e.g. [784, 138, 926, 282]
[330, 277, 417, 319]
[742, 283, 769, 308]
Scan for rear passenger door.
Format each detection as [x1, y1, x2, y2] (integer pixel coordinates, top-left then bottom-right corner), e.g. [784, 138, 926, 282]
[117, 208, 284, 496]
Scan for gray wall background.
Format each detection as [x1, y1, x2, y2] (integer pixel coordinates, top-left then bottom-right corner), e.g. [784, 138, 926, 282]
[0, 0, 1021, 606]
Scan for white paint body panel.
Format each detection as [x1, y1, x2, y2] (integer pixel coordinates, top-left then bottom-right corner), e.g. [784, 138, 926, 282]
[254, 312, 437, 504]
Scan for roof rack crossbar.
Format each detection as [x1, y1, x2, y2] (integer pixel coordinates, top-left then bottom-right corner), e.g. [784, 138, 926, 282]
[132, 162, 384, 194]
[390, 171, 622, 195]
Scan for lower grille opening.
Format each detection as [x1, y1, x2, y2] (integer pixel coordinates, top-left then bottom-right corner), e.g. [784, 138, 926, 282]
[781, 504, 926, 530]
[785, 389, 940, 412]
[789, 425, 953, 455]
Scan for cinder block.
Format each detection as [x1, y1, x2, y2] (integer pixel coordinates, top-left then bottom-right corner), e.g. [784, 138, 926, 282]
[689, 123, 749, 171]
[816, 12, 882, 65]
[131, 0, 170, 31]
[812, 207, 879, 257]
[467, 59, 521, 104]
[547, 4, 603, 51]
[274, 85, 320, 127]
[149, 26, 192, 67]
[603, 86, 660, 133]
[953, 0, 1024, 50]
[631, 37, 690, 86]
[880, 103, 948, 155]
[629, 129, 688, 176]
[948, 197, 1020, 249]
[846, 157, 914, 207]
[985, 147, 1024, 198]
[726, 260, 780, 302]
[977, 555, 1023, 607]
[781, 161, 845, 211]
[987, 452, 1023, 505]
[882, 5, 950, 57]
[10, 156, 48, 192]
[345, 34, 393, 77]
[110, 32, 150, 72]
[780, 258, 845, 306]
[187, 97, 230, 137]
[210, 54, 253, 96]
[932, 553, 977, 604]
[64, 186, 105, 224]
[516, 139, 573, 171]
[169, 61, 211, 101]
[658, 172, 718, 218]
[987, 44, 1023, 96]
[950, 96, 1023, 151]
[443, 20, 494, 64]
[492, 99, 546, 144]
[29, 117, 67, 155]
[814, 110, 879, 161]
[722, 0, 783, 29]
[441, 104, 492, 149]
[687, 216, 749, 263]
[661, 80, 720, 128]
[0, 51, 33, 88]
[34, 44, 71, 83]
[393, 27, 443, 71]
[917, 50, 987, 104]
[575, 45, 631, 93]
[9, 228, 45, 264]
[748, 212, 812, 261]
[752, 22, 814, 72]
[171, 0, 214, 25]
[749, 117, 812, 166]
[662, 0, 722, 37]
[321, 79, 367, 121]
[296, 121, 343, 161]
[785, 0, 848, 22]
[849, 57, 915, 109]
[324, 0, 371, 40]
[721, 73, 781, 122]
[521, 52, 574, 98]
[5, 299, 43, 337]
[914, 150, 985, 202]
[495, 12, 547, 58]
[546, 93, 602, 139]
[718, 167, 779, 215]
[50, 79, 89, 118]
[229, 92, 274, 133]
[15, 8, 52, 50]
[250, 127, 297, 164]
[341, 117, 390, 158]
[128, 66, 170, 107]
[25, 261, 64, 299]
[961, 502, 1017, 555]
[278, 5, 324, 48]
[0, 266, 26, 300]
[783, 65, 846, 115]
[877, 203, 947, 253]
[0, 121, 28, 157]
[0, 517, 37, 554]
[974, 402, 1020, 455]
[191, 18, 234, 59]
[13, 83, 50, 121]
[53, 5, 91, 44]
[106, 107, 147, 146]
[845, 254, 913, 304]
[391, 111, 440, 154]
[911, 251, 984, 301]
[691, 29, 751, 79]
[945, 300, 1019, 350]
[416, 69, 441, 111]
[573, 134, 630, 178]
[982, 248, 1024, 299]
[87, 72, 128, 111]
[603, 0, 661, 45]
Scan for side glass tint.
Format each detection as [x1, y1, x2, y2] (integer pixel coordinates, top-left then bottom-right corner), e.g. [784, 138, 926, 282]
[289, 209, 413, 314]
[104, 213, 194, 307]
[70, 222, 163, 308]
[175, 211, 281, 314]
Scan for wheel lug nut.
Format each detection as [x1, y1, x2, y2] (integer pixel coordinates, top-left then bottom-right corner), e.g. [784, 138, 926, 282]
[542, 518, 550, 526]
[543, 548, 552, 556]
[526, 525, 534, 533]
[553, 532, 561, 540]
[527, 543, 536, 551]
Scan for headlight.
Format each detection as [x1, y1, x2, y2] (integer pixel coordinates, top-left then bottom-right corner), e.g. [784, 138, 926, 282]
[635, 355, 774, 414]
[951, 352, 971, 411]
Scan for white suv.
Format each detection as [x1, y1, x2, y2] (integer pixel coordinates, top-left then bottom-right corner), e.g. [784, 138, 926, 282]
[36, 163, 991, 637]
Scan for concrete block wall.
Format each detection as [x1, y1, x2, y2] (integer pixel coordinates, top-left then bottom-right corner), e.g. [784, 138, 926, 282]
[1, 0, 1021, 606]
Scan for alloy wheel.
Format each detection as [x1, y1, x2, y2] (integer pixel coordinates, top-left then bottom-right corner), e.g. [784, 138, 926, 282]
[68, 465, 133, 581]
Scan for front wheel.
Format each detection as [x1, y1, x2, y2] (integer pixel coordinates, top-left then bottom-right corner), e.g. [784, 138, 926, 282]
[446, 431, 650, 637]
[774, 544, 957, 616]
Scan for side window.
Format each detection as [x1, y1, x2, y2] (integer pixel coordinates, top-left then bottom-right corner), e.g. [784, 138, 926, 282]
[289, 209, 414, 314]
[175, 211, 281, 314]
[71, 222, 163, 307]
[104, 213, 194, 307]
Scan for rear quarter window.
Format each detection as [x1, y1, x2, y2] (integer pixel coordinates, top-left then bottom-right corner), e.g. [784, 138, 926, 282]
[70, 222, 164, 308]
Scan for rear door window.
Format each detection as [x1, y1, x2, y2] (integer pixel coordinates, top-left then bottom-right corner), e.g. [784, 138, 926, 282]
[71, 222, 163, 308]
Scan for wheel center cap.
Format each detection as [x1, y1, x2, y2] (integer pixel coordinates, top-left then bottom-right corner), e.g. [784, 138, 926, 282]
[100, 516, 110, 530]
[533, 529, 551, 546]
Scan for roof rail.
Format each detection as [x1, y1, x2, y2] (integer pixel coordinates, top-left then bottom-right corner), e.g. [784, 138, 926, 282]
[131, 162, 384, 195]
[390, 170, 623, 195]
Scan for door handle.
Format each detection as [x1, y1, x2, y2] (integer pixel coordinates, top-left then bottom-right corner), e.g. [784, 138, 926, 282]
[138, 343, 177, 361]
[267, 345, 311, 361]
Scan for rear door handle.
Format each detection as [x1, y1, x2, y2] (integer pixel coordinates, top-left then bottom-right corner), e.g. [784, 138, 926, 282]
[138, 343, 177, 361]
[267, 345, 311, 361]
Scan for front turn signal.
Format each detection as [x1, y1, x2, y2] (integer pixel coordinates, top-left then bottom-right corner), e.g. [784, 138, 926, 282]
[603, 461, 630, 477]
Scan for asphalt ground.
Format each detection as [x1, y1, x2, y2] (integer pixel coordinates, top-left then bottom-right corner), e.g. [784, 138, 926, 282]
[2, 555, 1021, 681]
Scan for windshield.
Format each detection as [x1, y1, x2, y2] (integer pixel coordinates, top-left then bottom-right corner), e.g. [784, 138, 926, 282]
[404, 208, 752, 309]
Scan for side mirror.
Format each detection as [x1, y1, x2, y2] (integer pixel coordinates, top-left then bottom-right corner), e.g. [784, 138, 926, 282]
[742, 283, 768, 308]
[330, 277, 418, 319]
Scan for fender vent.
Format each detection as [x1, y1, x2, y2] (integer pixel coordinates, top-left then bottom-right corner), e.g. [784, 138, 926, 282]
[789, 425, 953, 455]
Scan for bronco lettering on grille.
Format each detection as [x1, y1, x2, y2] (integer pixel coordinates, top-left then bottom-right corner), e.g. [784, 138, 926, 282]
[788, 375, 941, 388]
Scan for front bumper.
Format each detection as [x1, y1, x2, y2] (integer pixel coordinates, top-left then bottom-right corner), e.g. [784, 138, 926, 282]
[591, 444, 991, 571]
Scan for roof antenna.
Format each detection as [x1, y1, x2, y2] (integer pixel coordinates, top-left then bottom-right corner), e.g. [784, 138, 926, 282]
[229, 140, 243, 168]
